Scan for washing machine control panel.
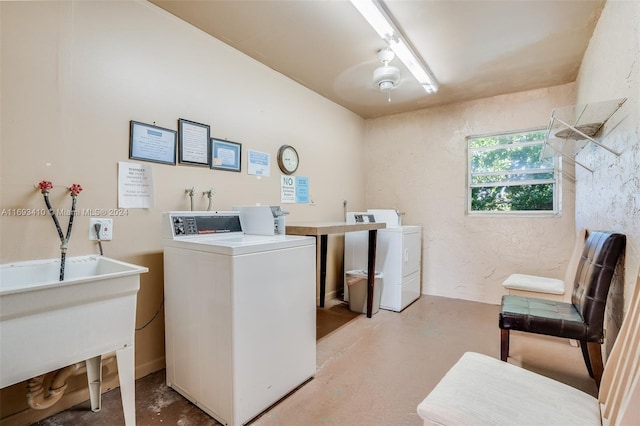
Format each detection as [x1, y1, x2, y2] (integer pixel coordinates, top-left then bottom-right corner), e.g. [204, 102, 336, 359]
[171, 214, 243, 236]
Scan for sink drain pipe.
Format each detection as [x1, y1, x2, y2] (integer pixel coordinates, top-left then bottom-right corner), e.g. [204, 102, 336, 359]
[26, 363, 83, 410]
[25, 354, 116, 410]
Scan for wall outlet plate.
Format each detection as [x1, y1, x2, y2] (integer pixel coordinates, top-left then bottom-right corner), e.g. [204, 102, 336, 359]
[89, 218, 113, 241]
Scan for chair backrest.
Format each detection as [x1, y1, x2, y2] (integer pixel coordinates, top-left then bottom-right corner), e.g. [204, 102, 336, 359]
[598, 271, 640, 425]
[571, 231, 626, 340]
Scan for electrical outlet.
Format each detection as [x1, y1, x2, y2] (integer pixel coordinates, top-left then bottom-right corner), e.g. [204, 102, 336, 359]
[89, 218, 113, 241]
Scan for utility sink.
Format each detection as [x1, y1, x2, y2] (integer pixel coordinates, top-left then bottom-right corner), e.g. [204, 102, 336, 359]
[0, 255, 147, 425]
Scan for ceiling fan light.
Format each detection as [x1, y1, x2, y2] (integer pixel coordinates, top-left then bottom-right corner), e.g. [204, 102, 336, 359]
[379, 80, 395, 92]
[373, 64, 400, 91]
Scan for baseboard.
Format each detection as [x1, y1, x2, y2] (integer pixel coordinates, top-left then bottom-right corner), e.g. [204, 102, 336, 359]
[318, 289, 338, 304]
[136, 356, 166, 379]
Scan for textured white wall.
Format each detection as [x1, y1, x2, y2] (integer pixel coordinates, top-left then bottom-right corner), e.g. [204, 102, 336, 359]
[365, 85, 576, 304]
[574, 0, 640, 353]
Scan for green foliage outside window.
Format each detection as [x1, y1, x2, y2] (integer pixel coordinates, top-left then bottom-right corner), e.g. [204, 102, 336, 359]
[468, 130, 557, 212]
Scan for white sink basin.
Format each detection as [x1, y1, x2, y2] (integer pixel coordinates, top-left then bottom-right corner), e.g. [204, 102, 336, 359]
[0, 255, 147, 425]
[1, 255, 147, 321]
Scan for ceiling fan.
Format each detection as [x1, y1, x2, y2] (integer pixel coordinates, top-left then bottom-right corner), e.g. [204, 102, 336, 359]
[373, 48, 401, 102]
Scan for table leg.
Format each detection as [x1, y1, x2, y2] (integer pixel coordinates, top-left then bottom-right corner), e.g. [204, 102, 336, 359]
[367, 229, 378, 318]
[319, 234, 328, 307]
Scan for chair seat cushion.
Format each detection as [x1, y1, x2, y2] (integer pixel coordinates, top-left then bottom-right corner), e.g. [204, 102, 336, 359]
[502, 273, 565, 294]
[417, 352, 601, 426]
[499, 295, 595, 341]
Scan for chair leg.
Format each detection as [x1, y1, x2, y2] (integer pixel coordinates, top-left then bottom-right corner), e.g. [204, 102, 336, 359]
[580, 340, 595, 378]
[587, 341, 604, 388]
[500, 329, 509, 361]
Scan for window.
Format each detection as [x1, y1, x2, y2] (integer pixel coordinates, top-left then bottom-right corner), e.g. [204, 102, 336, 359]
[467, 129, 559, 214]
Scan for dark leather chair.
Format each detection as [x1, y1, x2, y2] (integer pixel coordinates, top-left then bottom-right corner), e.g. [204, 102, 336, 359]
[499, 230, 626, 386]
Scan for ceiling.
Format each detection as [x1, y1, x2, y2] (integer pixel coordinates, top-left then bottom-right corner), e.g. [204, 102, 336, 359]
[150, 0, 605, 119]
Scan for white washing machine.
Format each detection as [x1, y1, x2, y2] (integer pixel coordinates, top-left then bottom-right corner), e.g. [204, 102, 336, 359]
[344, 209, 422, 312]
[162, 210, 316, 426]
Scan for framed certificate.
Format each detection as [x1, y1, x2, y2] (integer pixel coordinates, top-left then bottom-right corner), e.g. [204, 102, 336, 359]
[178, 118, 211, 166]
[129, 121, 177, 165]
[211, 138, 242, 172]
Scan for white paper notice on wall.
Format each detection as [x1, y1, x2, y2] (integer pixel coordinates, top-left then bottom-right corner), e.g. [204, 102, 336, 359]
[281, 175, 295, 204]
[118, 161, 155, 208]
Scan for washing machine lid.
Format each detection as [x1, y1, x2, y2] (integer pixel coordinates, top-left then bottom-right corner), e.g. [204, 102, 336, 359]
[379, 225, 422, 235]
[164, 233, 314, 255]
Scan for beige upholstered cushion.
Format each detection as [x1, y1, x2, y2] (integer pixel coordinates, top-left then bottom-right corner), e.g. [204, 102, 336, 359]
[502, 273, 565, 295]
[417, 352, 600, 426]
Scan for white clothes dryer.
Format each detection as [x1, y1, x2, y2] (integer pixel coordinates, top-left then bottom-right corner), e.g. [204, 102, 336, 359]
[344, 210, 422, 312]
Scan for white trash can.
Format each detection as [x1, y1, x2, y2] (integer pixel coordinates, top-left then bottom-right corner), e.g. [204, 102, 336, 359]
[345, 270, 383, 315]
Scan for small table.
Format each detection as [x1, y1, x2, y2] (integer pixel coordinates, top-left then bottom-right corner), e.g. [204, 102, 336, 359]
[286, 221, 386, 318]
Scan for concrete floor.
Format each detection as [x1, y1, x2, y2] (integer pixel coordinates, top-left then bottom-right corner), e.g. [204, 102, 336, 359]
[34, 295, 597, 425]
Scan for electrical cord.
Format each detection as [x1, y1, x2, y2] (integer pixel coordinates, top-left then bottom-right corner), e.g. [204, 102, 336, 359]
[90, 221, 161, 331]
[89, 220, 162, 331]
[136, 296, 164, 332]
[91, 221, 162, 331]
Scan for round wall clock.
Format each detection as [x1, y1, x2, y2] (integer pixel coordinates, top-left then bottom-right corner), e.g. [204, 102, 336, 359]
[277, 144, 299, 175]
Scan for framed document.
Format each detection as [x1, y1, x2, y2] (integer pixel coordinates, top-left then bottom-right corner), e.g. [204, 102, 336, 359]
[129, 121, 177, 165]
[211, 138, 242, 172]
[178, 118, 211, 166]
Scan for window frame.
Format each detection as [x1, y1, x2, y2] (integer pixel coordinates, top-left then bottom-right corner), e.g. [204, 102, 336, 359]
[466, 127, 562, 216]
